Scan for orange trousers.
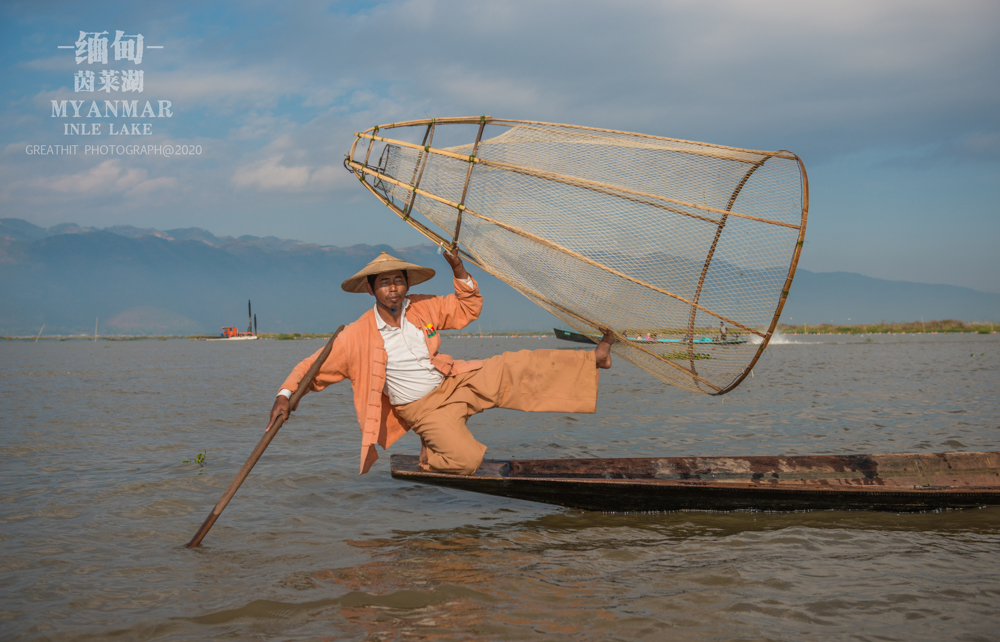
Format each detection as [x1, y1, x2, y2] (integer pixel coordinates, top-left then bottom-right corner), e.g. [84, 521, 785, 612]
[395, 349, 598, 475]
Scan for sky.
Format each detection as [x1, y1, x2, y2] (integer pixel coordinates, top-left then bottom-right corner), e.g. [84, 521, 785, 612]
[2, 0, 998, 293]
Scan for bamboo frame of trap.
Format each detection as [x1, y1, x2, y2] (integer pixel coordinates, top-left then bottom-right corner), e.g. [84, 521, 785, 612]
[345, 117, 809, 395]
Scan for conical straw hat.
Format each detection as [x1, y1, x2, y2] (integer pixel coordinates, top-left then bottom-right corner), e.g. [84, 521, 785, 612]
[341, 252, 436, 293]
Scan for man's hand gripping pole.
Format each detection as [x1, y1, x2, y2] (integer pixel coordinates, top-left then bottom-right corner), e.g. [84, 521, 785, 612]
[185, 326, 344, 548]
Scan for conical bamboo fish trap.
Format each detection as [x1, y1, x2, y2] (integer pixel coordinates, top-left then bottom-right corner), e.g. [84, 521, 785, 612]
[345, 117, 808, 395]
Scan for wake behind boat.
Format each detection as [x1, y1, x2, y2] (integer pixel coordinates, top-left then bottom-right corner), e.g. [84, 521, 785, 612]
[390, 451, 1000, 512]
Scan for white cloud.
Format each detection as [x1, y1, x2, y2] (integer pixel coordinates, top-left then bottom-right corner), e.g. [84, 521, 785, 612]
[233, 154, 354, 192]
[43, 160, 142, 193]
[231, 154, 350, 191]
[147, 66, 303, 109]
[233, 155, 309, 190]
[130, 175, 178, 195]
[20, 159, 175, 199]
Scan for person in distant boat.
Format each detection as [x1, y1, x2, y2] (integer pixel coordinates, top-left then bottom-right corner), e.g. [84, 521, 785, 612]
[268, 249, 614, 476]
[719, 321, 727, 341]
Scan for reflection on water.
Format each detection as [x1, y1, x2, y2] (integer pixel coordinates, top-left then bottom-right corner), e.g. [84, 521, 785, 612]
[1, 334, 998, 640]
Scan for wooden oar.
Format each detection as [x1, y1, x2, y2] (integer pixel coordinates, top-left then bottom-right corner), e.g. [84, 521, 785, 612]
[186, 325, 344, 548]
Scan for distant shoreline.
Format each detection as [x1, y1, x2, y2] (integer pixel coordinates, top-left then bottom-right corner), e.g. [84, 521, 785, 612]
[776, 319, 996, 335]
[0, 331, 556, 341]
[3, 320, 996, 341]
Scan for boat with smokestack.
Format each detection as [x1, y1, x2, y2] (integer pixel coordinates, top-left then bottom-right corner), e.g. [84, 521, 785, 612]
[207, 300, 259, 340]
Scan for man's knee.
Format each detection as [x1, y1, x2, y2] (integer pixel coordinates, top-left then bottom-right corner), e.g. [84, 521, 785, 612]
[422, 444, 484, 475]
[453, 451, 484, 475]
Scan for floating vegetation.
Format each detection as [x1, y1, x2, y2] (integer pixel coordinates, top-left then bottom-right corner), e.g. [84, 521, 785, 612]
[183, 451, 207, 466]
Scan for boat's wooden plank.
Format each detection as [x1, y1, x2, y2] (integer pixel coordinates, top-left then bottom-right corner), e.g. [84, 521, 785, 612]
[507, 452, 1000, 489]
[388, 453, 1000, 512]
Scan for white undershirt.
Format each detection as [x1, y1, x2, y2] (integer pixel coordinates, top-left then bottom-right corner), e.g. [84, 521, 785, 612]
[374, 297, 444, 405]
[278, 277, 472, 405]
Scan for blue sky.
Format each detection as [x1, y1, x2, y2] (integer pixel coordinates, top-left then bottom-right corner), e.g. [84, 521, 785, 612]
[2, 0, 998, 293]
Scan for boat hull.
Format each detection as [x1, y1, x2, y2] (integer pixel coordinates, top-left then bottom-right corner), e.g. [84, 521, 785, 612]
[553, 328, 595, 344]
[390, 451, 1000, 512]
[553, 328, 746, 346]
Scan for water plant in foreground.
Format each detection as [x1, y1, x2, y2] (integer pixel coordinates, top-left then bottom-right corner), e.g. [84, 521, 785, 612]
[183, 451, 207, 466]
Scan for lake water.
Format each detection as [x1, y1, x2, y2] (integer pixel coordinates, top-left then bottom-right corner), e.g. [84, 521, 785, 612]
[2, 333, 998, 640]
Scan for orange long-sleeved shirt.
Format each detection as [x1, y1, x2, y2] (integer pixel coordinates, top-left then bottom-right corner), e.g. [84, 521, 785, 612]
[279, 277, 483, 473]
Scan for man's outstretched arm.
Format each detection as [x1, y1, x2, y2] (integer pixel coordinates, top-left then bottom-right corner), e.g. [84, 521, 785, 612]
[427, 247, 482, 329]
[266, 333, 350, 431]
[443, 246, 469, 280]
[267, 395, 290, 431]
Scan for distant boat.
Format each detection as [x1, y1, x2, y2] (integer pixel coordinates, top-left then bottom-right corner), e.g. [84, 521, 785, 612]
[553, 328, 595, 344]
[554, 328, 747, 346]
[391, 451, 1000, 512]
[207, 300, 259, 341]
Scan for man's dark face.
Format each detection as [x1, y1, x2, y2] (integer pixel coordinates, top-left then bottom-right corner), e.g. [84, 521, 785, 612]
[365, 270, 409, 310]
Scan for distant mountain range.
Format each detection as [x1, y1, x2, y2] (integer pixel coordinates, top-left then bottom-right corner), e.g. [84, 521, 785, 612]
[1, 218, 997, 335]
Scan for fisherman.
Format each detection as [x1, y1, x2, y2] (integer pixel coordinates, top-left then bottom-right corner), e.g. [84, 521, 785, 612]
[268, 249, 614, 476]
[719, 321, 727, 341]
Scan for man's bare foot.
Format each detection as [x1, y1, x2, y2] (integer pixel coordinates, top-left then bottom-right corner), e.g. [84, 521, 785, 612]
[595, 329, 614, 369]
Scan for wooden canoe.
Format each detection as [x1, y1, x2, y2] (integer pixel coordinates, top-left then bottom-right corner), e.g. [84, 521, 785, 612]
[553, 328, 596, 344]
[553, 328, 747, 346]
[390, 451, 1000, 512]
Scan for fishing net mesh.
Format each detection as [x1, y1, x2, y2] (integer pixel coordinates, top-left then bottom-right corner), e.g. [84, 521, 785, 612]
[348, 118, 807, 394]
